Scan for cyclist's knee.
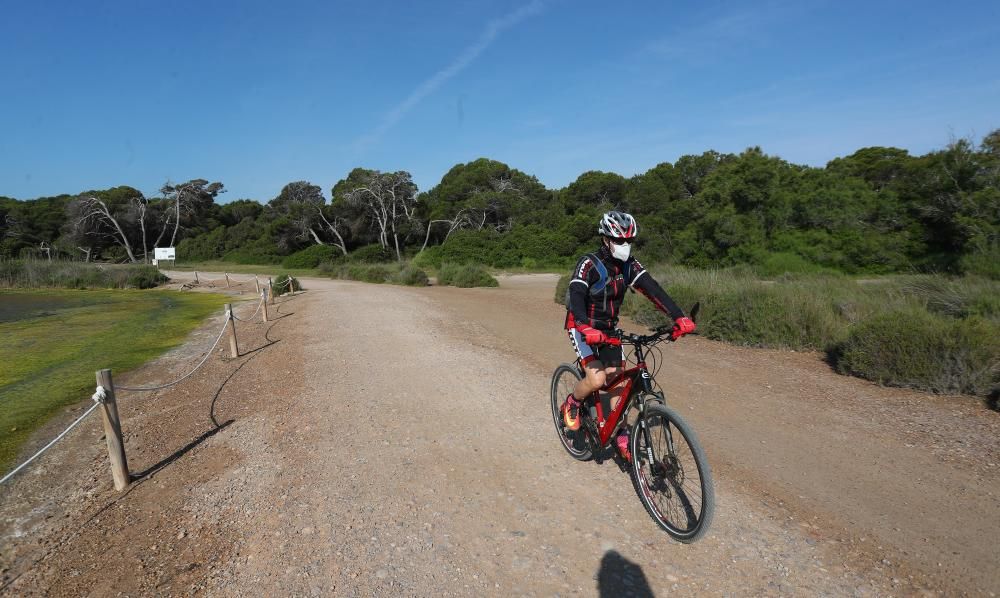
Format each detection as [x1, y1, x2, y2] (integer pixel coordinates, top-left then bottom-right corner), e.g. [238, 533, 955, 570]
[587, 368, 607, 389]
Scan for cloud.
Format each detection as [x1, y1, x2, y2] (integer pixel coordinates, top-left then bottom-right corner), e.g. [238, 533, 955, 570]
[354, 0, 546, 151]
[643, 10, 766, 62]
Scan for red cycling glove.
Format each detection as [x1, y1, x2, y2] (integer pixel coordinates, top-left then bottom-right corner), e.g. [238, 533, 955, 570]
[671, 317, 696, 340]
[577, 325, 607, 345]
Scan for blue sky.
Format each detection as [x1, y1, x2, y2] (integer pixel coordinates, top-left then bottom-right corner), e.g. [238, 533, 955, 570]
[1, 0, 998, 202]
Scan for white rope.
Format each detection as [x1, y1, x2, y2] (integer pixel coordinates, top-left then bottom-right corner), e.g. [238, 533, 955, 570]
[116, 316, 231, 392]
[232, 292, 265, 322]
[0, 397, 102, 486]
[0, 290, 272, 485]
[226, 275, 258, 283]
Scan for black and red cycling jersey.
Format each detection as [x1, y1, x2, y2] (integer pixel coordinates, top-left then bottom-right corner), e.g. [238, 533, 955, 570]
[564, 245, 684, 332]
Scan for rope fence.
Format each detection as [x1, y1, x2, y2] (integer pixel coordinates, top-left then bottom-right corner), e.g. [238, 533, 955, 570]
[231, 291, 267, 323]
[115, 319, 231, 392]
[0, 284, 287, 491]
[184, 272, 301, 297]
[189, 272, 255, 292]
[0, 402, 102, 486]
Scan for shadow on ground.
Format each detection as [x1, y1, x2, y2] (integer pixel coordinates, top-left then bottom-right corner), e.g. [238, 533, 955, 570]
[597, 550, 654, 597]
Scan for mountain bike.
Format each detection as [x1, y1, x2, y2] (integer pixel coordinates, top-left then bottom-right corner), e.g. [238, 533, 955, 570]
[549, 312, 715, 542]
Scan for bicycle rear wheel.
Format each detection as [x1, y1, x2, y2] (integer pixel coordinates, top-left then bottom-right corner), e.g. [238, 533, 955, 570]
[630, 403, 714, 542]
[549, 364, 593, 461]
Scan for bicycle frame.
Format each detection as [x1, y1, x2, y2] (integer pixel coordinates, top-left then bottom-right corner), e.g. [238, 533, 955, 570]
[581, 339, 659, 448]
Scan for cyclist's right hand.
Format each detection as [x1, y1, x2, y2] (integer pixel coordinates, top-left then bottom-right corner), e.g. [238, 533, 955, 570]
[578, 325, 608, 345]
[672, 316, 696, 340]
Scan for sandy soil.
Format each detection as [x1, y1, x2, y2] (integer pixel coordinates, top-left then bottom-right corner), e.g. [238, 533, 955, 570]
[1, 273, 997, 596]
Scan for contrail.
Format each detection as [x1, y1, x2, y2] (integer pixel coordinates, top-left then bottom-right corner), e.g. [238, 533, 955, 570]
[354, 0, 546, 150]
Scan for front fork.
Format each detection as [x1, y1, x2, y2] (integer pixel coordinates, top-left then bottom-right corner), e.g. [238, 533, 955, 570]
[636, 372, 659, 465]
[636, 376, 672, 467]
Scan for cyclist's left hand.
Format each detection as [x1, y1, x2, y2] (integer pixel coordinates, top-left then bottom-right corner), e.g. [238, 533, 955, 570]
[671, 316, 696, 340]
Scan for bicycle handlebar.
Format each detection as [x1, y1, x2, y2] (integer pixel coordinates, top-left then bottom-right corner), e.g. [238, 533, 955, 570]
[592, 302, 701, 347]
[602, 325, 675, 347]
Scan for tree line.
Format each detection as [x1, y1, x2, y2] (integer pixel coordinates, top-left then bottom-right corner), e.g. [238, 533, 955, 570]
[2, 131, 997, 277]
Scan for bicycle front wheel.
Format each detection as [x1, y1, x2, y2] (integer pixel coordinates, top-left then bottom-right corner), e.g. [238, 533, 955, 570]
[630, 403, 714, 542]
[550, 364, 592, 461]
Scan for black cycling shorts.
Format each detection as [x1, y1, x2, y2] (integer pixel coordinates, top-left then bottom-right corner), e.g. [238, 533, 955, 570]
[568, 329, 623, 368]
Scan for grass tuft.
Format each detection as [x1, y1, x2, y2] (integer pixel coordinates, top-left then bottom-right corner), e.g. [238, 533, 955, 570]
[0, 259, 167, 289]
[437, 263, 499, 288]
[319, 262, 430, 286]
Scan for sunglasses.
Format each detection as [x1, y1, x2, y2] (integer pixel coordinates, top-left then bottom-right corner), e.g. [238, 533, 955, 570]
[607, 237, 632, 245]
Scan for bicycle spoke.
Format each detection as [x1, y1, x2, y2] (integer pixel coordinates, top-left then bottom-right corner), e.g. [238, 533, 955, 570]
[633, 406, 712, 539]
[550, 364, 592, 461]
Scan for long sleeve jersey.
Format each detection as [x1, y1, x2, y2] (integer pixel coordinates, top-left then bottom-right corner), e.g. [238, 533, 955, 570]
[564, 246, 684, 332]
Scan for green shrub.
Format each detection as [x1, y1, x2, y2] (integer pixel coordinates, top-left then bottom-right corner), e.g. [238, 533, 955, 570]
[282, 245, 342, 269]
[437, 263, 499, 288]
[390, 265, 430, 286]
[322, 262, 430, 286]
[436, 264, 459, 285]
[222, 249, 282, 265]
[125, 267, 169, 289]
[349, 244, 394, 263]
[960, 244, 1000, 280]
[0, 260, 167, 289]
[412, 246, 444, 269]
[833, 309, 1000, 396]
[272, 272, 299, 294]
[901, 275, 1000, 321]
[554, 273, 571, 304]
[352, 264, 391, 283]
[434, 230, 497, 265]
[752, 251, 842, 278]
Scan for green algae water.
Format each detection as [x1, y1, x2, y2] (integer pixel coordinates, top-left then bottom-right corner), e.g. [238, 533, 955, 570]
[0, 289, 227, 473]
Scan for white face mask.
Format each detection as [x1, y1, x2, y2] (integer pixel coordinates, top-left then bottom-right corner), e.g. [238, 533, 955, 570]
[610, 241, 631, 261]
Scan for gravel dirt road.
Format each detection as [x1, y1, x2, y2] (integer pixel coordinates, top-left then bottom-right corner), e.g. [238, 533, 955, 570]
[2, 273, 997, 596]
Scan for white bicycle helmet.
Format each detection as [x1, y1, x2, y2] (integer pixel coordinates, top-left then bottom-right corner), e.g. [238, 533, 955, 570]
[598, 211, 638, 240]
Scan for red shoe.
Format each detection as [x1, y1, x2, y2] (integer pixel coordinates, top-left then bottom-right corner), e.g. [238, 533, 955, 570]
[561, 394, 582, 431]
[616, 428, 631, 462]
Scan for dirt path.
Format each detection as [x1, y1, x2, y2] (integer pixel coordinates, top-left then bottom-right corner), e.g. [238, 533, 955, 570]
[1, 274, 997, 596]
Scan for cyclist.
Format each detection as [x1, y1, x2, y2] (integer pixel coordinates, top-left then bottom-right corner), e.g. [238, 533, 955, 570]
[561, 210, 696, 460]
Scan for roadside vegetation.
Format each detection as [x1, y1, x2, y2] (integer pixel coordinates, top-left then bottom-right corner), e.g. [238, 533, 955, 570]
[317, 262, 428, 286]
[3, 132, 996, 397]
[1, 259, 166, 289]
[555, 269, 999, 398]
[0, 289, 227, 472]
[435, 263, 499, 288]
[271, 272, 300, 294]
[4, 132, 996, 281]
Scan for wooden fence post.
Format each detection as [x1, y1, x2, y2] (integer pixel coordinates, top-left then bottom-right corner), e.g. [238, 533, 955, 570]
[261, 289, 269, 322]
[288, 277, 295, 294]
[194, 271, 199, 284]
[254, 277, 260, 293]
[225, 273, 231, 289]
[224, 303, 238, 358]
[268, 278, 274, 304]
[95, 369, 130, 491]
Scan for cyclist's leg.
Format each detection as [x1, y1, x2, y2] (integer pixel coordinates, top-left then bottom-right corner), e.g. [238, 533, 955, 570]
[574, 359, 608, 399]
[598, 343, 625, 401]
[599, 346, 631, 458]
[567, 329, 607, 398]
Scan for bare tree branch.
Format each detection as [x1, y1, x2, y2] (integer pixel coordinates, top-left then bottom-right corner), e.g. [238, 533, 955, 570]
[72, 196, 139, 262]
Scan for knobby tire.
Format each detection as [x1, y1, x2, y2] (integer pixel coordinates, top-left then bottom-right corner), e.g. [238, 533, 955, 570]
[549, 364, 593, 461]
[630, 402, 715, 542]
